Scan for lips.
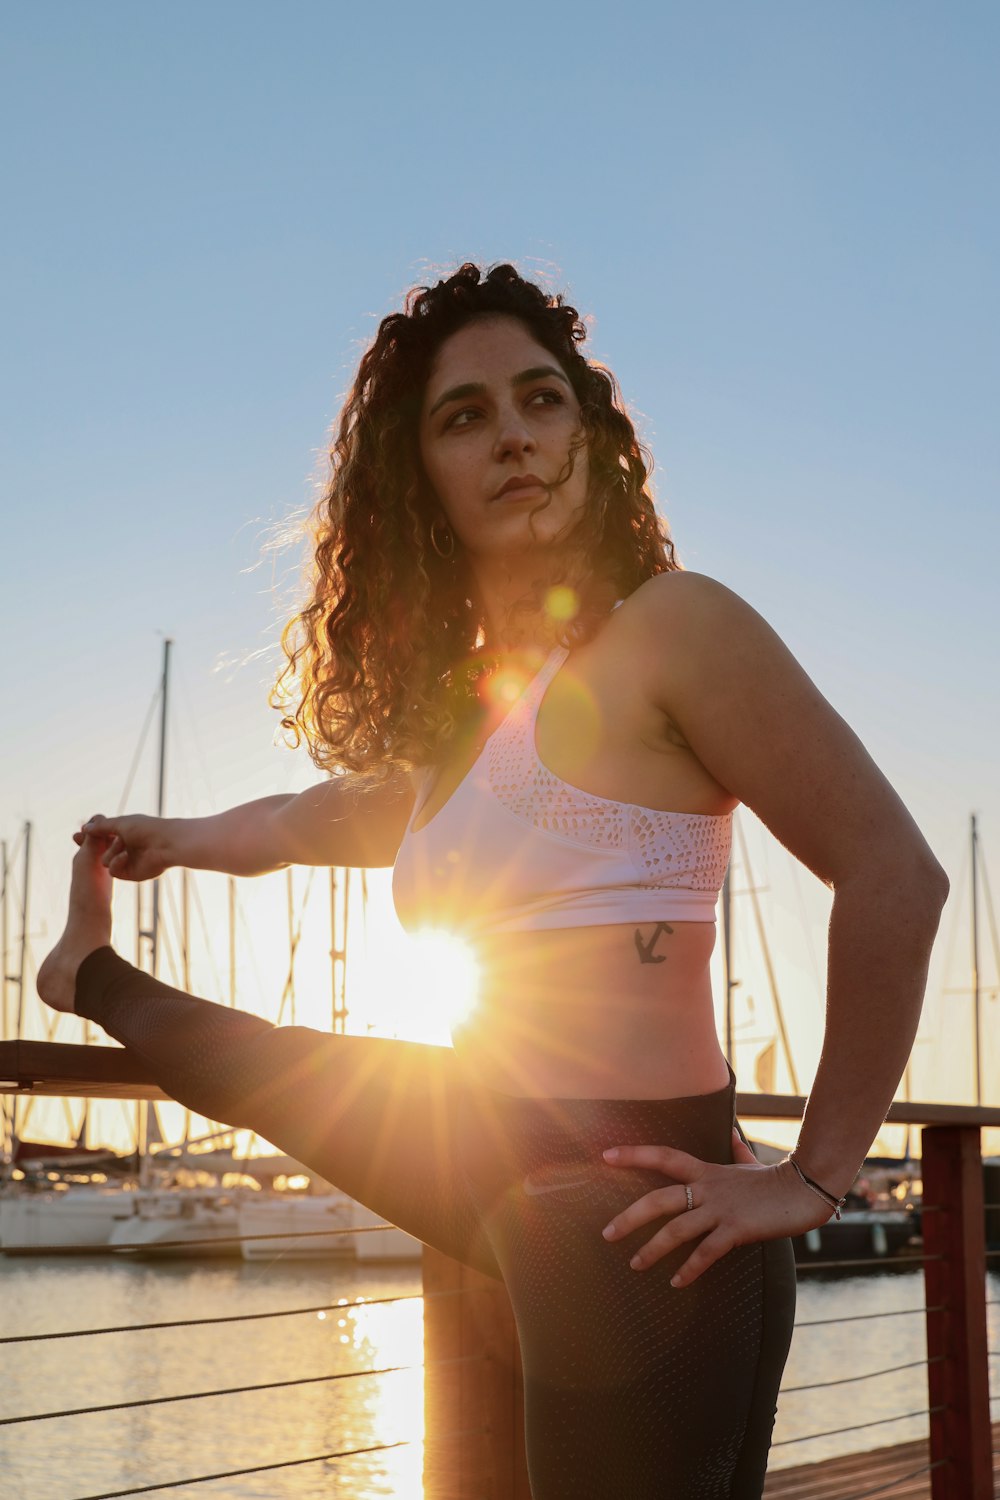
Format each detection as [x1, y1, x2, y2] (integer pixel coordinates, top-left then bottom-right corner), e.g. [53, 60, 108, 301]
[493, 475, 548, 500]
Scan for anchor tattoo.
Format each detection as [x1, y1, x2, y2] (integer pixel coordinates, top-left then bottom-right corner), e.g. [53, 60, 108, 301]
[633, 922, 674, 964]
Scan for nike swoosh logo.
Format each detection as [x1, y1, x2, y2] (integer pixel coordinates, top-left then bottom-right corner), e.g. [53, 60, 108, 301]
[522, 1172, 596, 1197]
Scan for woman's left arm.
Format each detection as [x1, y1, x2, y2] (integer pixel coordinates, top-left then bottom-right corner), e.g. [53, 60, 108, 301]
[603, 572, 949, 1284]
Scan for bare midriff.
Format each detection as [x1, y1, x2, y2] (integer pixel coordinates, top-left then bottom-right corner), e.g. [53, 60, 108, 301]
[449, 920, 732, 1100]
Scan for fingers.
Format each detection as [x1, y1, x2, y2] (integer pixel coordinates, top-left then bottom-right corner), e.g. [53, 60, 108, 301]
[76, 814, 115, 849]
[667, 1227, 735, 1289]
[603, 1143, 700, 1175]
[730, 1127, 758, 1166]
[609, 1188, 735, 1287]
[102, 837, 134, 874]
[602, 1182, 684, 1238]
[601, 1140, 769, 1287]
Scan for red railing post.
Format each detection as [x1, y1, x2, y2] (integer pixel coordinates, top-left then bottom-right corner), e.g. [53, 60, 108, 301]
[921, 1124, 993, 1499]
[422, 1245, 530, 1500]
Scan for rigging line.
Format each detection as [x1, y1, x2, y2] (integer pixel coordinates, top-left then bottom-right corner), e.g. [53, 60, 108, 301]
[936, 827, 968, 1007]
[115, 686, 162, 816]
[1, 1353, 477, 1427]
[976, 831, 1000, 995]
[0, 1289, 456, 1345]
[231, 877, 269, 1012]
[276, 866, 317, 1027]
[787, 849, 824, 1005]
[781, 1355, 939, 1393]
[770, 1406, 942, 1447]
[187, 862, 224, 998]
[4, 825, 26, 870]
[735, 815, 800, 1095]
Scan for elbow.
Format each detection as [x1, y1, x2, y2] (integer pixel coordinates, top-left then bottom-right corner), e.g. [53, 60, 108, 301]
[925, 857, 950, 911]
[896, 848, 950, 920]
[835, 843, 950, 914]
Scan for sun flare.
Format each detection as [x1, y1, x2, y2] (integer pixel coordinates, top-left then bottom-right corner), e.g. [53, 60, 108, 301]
[406, 929, 480, 1035]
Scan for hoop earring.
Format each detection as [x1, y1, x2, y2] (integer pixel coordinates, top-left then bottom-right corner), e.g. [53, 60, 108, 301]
[429, 519, 455, 559]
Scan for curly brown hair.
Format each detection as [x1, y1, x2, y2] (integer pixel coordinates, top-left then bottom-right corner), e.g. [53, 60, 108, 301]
[272, 262, 679, 778]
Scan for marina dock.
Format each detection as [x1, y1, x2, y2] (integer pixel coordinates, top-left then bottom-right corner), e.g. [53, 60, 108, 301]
[762, 1424, 1000, 1496]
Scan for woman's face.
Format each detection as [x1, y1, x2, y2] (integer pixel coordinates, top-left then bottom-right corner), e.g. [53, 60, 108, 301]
[418, 315, 590, 561]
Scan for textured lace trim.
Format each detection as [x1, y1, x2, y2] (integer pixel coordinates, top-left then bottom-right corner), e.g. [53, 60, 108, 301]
[485, 648, 732, 890]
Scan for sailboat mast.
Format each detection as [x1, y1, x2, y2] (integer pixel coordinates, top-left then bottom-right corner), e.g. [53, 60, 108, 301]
[150, 637, 173, 979]
[1, 840, 9, 1159]
[14, 823, 31, 1041]
[1, 839, 8, 1044]
[971, 813, 981, 1107]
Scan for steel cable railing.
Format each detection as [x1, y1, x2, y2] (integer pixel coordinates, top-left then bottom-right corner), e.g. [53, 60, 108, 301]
[0, 1352, 479, 1428]
[770, 1404, 945, 1448]
[0, 1287, 440, 1344]
[72, 1427, 488, 1500]
[0, 1217, 405, 1257]
[793, 1303, 940, 1328]
[780, 1354, 941, 1395]
[0, 1265, 479, 1495]
[792, 1252, 933, 1273]
[775, 1230, 936, 1462]
[768, 1183, 1000, 1481]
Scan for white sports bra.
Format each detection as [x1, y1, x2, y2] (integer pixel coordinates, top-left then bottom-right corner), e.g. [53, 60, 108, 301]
[392, 642, 733, 939]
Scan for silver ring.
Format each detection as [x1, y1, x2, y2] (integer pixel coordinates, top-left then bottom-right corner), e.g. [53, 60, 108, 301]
[684, 1184, 694, 1212]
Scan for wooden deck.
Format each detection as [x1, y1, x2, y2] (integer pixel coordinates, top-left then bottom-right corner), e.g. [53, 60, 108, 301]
[764, 1420, 1000, 1498]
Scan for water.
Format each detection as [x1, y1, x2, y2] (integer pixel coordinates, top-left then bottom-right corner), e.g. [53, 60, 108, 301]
[2, 1257, 998, 1498]
[0, 1255, 425, 1500]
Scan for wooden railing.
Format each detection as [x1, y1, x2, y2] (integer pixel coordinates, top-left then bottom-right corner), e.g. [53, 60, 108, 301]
[2, 1042, 998, 1500]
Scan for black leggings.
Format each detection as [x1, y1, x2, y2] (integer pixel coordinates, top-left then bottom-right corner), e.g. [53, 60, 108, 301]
[75, 947, 796, 1498]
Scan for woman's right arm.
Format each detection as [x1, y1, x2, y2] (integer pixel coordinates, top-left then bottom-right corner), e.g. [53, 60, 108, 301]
[79, 770, 416, 879]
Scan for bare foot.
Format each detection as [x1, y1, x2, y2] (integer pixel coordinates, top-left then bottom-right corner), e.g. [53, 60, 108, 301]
[37, 836, 114, 1013]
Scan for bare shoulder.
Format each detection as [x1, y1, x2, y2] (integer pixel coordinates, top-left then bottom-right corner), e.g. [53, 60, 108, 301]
[613, 571, 779, 711]
[620, 570, 758, 642]
[615, 572, 942, 890]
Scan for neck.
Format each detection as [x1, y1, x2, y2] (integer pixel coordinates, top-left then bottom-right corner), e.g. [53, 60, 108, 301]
[469, 551, 580, 656]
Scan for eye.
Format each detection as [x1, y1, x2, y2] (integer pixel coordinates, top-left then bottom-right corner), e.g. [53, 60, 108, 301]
[528, 388, 566, 409]
[444, 406, 482, 430]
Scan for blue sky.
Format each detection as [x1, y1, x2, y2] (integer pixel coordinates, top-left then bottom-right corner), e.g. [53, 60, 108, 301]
[2, 2, 998, 1137]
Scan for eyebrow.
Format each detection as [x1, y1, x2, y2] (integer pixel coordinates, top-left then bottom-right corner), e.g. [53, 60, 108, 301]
[427, 364, 571, 419]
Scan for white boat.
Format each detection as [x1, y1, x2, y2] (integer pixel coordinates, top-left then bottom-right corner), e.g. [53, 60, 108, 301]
[0, 1184, 135, 1254]
[237, 1193, 356, 1260]
[106, 1189, 241, 1257]
[350, 1201, 422, 1262]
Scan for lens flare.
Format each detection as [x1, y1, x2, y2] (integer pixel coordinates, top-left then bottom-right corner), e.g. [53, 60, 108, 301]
[410, 929, 480, 1031]
[545, 585, 579, 622]
[481, 665, 529, 709]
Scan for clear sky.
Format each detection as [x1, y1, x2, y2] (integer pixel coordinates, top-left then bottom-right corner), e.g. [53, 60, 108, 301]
[2, 3, 998, 1149]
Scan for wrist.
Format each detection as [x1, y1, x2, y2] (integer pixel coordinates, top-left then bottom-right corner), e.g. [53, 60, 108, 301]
[785, 1153, 849, 1220]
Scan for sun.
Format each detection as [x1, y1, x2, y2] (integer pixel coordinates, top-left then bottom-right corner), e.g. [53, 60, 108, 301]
[406, 929, 481, 1035]
[353, 917, 483, 1045]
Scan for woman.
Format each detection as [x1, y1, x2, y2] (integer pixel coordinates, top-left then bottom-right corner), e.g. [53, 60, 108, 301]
[39, 263, 948, 1497]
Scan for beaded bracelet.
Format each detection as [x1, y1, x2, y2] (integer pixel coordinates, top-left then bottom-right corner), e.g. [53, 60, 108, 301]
[786, 1155, 848, 1220]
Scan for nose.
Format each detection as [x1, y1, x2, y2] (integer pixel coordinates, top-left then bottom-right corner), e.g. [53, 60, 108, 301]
[493, 404, 536, 461]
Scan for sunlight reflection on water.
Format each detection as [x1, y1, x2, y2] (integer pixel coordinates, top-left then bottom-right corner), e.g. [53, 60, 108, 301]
[3, 1257, 997, 1491]
[0, 1255, 424, 1499]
